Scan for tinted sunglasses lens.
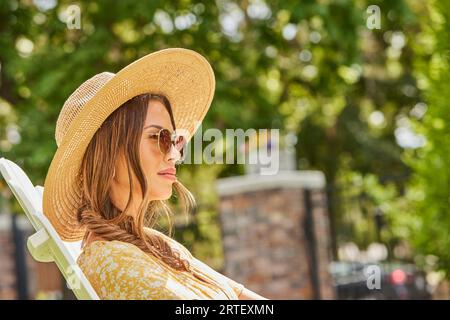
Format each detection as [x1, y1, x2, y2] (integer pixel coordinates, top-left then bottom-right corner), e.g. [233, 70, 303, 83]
[174, 135, 186, 156]
[158, 129, 172, 154]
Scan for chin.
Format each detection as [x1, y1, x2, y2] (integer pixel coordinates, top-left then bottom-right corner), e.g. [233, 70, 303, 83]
[150, 191, 173, 201]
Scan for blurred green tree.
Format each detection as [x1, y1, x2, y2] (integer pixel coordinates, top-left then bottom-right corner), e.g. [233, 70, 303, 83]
[399, 0, 450, 276]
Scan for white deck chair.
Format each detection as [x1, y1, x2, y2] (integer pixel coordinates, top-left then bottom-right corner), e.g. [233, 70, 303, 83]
[0, 157, 99, 300]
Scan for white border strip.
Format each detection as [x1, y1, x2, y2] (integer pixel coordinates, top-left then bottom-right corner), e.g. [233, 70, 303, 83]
[215, 170, 326, 196]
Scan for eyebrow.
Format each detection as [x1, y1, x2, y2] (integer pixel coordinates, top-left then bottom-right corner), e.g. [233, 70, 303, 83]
[144, 124, 164, 130]
[143, 124, 177, 134]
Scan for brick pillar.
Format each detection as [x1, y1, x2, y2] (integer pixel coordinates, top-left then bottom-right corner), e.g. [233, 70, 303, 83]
[216, 170, 335, 299]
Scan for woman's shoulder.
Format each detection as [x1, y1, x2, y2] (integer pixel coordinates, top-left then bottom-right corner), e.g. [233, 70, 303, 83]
[77, 239, 160, 269]
[80, 239, 139, 256]
[77, 228, 194, 267]
[77, 239, 181, 299]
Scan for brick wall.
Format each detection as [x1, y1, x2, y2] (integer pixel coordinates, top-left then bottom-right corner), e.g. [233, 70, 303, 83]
[216, 170, 335, 299]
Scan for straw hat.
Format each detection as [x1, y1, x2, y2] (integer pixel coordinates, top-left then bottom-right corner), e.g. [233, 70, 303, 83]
[42, 48, 215, 241]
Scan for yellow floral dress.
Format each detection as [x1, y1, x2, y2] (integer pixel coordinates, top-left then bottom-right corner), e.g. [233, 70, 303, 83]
[77, 228, 245, 300]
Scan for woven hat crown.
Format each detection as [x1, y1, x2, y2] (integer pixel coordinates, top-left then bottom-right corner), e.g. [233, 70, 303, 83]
[55, 72, 115, 147]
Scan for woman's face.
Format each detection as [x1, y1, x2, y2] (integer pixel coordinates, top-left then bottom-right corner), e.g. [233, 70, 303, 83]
[109, 99, 182, 214]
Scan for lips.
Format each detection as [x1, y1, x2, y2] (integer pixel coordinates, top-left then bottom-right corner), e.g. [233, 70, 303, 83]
[157, 168, 176, 181]
[158, 168, 176, 175]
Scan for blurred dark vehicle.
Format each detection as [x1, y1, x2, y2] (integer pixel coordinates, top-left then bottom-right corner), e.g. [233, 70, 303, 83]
[329, 261, 431, 300]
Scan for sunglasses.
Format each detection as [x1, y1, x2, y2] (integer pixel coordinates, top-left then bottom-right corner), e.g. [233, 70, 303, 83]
[149, 128, 186, 161]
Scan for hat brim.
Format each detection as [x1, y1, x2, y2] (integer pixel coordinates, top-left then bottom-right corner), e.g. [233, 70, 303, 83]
[43, 48, 215, 241]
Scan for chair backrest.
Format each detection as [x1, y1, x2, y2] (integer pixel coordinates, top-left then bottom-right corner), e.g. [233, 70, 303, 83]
[33, 185, 83, 259]
[0, 157, 99, 300]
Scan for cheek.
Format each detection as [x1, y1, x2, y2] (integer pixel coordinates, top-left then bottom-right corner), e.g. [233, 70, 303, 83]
[140, 140, 162, 176]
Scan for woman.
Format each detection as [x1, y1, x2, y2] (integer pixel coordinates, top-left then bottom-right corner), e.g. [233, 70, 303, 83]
[42, 48, 267, 300]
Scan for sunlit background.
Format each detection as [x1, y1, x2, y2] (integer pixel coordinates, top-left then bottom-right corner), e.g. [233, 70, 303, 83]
[0, 0, 449, 299]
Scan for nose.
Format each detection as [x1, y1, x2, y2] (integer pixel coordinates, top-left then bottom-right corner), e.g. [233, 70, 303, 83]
[165, 142, 183, 164]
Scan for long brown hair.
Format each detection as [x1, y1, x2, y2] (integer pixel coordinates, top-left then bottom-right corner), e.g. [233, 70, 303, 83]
[76, 93, 221, 289]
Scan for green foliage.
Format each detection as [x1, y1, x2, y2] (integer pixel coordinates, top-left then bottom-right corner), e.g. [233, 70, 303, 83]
[399, 0, 450, 276]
